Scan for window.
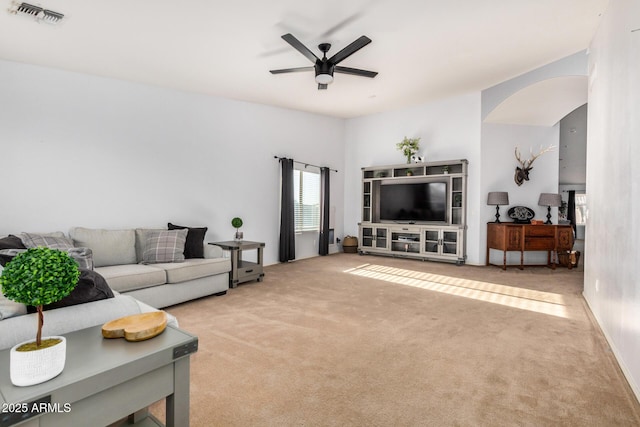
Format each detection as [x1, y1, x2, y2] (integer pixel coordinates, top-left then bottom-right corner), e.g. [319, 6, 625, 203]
[294, 168, 320, 232]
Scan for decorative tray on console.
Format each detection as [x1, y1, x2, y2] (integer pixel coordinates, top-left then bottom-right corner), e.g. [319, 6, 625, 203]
[507, 206, 535, 224]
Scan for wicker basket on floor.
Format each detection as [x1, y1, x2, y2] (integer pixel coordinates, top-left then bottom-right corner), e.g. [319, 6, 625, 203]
[558, 251, 581, 268]
[343, 236, 359, 253]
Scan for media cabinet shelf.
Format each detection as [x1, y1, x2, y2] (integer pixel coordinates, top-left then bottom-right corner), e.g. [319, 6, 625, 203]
[358, 159, 468, 264]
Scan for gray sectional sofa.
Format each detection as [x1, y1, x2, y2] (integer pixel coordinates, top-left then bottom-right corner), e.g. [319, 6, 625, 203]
[0, 226, 231, 350]
[69, 227, 231, 308]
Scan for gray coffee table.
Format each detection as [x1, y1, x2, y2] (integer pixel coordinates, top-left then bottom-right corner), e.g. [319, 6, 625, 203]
[0, 324, 198, 427]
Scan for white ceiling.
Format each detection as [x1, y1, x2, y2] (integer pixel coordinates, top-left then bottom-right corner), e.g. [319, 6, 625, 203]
[0, 0, 608, 119]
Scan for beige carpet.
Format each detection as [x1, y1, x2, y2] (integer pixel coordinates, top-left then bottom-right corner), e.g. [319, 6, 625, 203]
[151, 253, 640, 426]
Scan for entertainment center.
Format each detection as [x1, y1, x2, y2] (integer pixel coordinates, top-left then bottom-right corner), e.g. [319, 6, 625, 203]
[358, 159, 468, 264]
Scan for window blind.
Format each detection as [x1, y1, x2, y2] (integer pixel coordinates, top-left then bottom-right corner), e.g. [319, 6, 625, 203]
[294, 169, 320, 232]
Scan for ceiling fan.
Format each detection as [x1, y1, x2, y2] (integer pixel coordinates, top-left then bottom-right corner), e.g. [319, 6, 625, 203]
[270, 33, 378, 90]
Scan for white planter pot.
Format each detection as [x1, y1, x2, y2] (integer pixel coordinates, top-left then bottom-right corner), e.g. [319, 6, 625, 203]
[10, 336, 66, 387]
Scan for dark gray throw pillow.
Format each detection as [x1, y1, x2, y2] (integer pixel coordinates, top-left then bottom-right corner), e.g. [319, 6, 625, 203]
[0, 235, 27, 265]
[0, 235, 27, 250]
[26, 269, 114, 312]
[168, 223, 208, 258]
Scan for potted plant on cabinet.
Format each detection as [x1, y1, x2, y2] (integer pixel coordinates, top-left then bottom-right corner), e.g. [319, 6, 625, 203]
[231, 217, 244, 240]
[396, 137, 421, 164]
[0, 247, 80, 386]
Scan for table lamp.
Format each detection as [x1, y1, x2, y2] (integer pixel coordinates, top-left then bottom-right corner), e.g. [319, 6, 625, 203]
[487, 192, 509, 223]
[538, 193, 562, 224]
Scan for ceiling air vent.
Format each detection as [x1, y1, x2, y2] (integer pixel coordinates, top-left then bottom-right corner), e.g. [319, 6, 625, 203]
[9, 2, 64, 24]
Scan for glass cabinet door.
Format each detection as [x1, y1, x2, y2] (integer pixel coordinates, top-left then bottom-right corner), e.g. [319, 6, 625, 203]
[361, 227, 374, 248]
[375, 228, 388, 249]
[360, 226, 388, 249]
[442, 231, 459, 254]
[423, 229, 440, 254]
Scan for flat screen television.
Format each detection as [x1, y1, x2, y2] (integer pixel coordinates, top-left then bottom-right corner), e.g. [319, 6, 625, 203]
[379, 181, 447, 223]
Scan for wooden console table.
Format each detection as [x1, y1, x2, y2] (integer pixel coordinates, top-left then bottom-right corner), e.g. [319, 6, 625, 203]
[486, 223, 574, 270]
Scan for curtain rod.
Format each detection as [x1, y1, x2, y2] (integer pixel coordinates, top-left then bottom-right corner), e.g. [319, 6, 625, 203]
[274, 156, 338, 172]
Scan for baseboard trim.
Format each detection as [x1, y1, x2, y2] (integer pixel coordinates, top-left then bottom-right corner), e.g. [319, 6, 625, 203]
[582, 292, 640, 405]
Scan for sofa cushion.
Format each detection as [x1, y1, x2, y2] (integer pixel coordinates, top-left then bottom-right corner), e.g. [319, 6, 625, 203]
[141, 229, 188, 264]
[70, 227, 137, 267]
[167, 223, 208, 259]
[95, 264, 167, 293]
[0, 292, 26, 320]
[154, 258, 231, 284]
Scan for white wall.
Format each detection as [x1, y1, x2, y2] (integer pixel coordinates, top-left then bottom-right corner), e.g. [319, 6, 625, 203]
[481, 123, 560, 265]
[344, 92, 483, 264]
[559, 103, 588, 185]
[584, 0, 640, 400]
[0, 59, 345, 265]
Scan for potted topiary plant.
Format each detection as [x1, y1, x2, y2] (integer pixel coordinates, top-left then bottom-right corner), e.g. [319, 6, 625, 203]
[0, 247, 80, 386]
[396, 137, 421, 164]
[231, 217, 243, 240]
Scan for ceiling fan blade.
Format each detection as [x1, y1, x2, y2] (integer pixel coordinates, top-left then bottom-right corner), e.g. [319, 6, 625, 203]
[318, 12, 363, 38]
[270, 66, 314, 74]
[318, 83, 328, 90]
[281, 33, 320, 64]
[335, 66, 378, 78]
[328, 36, 372, 65]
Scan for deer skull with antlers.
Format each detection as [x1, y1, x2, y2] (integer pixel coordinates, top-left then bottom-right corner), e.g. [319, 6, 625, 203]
[514, 145, 555, 186]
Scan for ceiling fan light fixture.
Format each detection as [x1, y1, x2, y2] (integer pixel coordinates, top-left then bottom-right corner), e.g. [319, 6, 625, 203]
[315, 73, 334, 84]
[271, 33, 376, 90]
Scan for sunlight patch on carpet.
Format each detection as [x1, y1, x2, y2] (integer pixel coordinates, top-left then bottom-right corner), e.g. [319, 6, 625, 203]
[344, 264, 569, 318]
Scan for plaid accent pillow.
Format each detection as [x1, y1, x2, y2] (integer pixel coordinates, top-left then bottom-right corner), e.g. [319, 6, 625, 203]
[21, 233, 75, 250]
[18, 234, 94, 270]
[67, 247, 94, 270]
[141, 229, 188, 264]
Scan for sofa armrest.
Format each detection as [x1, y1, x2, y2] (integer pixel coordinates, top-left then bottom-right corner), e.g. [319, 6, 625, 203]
[0, 294, 143, 351]
[136, 299, 179, 328]
[204, 244, 224, 259]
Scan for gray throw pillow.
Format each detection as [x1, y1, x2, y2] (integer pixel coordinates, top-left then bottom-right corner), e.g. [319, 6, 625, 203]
[142, 229, 188, 264]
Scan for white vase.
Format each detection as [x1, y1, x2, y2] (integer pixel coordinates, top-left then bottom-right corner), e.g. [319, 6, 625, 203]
[10, 336, 66, 386]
